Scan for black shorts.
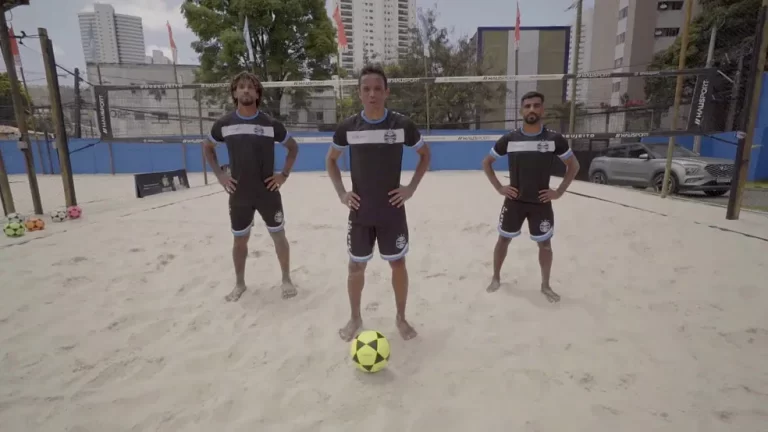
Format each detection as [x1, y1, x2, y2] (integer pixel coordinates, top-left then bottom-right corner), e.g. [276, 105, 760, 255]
[497, 199, 554, 242]
[347, 213, 409, 262]
[229, 192, 284, 236]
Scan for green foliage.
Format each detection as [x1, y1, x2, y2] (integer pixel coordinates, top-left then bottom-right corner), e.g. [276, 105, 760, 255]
[365, 8, 502, 129]
[0, 72, 32, 128]
[182, 0, 337, 118]
[644, 0, 760, 107]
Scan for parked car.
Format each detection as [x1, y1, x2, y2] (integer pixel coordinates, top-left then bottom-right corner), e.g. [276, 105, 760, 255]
[587, 142, 734, 196]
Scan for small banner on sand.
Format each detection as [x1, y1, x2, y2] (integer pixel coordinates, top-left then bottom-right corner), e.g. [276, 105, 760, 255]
[134, 169, 190, 198]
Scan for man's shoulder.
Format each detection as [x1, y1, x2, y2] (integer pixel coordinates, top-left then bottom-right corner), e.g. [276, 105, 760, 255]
[388, 110, 416, 128]
[337, 113, 361, 130]
[543, 127, 565, 140]
[215, 111, 236, 125]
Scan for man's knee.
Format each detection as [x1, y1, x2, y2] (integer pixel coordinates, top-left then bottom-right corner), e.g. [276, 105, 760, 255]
[233, 234, 250, 248]
[538, 239, 552, 250]
[348, 260, 367, 274]
[388, 257, 406, 270]
[497, 235, 513, 246]
[269, 229, 288, 243]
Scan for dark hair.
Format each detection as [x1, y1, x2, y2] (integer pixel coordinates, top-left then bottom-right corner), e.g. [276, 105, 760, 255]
[230, 71, 264, 106]
[358, 64, 388, 89]
[521, 91, 545, 105]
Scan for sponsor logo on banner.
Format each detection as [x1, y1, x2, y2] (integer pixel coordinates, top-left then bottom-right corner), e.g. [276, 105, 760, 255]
[95, 88, 113, 139]
[134, 169, 190, 198]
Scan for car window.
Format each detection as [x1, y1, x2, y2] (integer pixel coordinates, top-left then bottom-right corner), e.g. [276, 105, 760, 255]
[603, 146, 628, 158]
[627, 145, 648, 159]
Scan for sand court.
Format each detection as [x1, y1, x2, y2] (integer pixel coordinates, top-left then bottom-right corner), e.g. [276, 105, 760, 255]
[1, 171, 768, 431]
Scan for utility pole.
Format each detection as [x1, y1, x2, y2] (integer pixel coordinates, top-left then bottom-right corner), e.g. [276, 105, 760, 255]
[693, 25, 717, 154]
[74, 67, 82, 138]
[660, 0, 695, 198]
[568, 0, 583, 140]
[0, 8, 43, 214]
[39, 27, 77, 206]
[727, 0, 768, 220]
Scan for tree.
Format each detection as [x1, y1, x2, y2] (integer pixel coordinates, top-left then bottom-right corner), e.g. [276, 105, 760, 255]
[645, 0, 759, 112]
[0, 72, 32, 128]
[182, 0, 337, 119]
[380, 8, 503, 129]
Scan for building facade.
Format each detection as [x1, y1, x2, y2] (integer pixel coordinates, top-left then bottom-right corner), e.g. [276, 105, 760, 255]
[566, 8, 593, 104]
[475, 26, 571, 130]
[78, 3, 146, 65]
[335, 0, 417, 74]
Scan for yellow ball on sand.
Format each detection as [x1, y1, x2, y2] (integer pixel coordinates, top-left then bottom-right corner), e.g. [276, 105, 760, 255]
[350, 330, 391, 373]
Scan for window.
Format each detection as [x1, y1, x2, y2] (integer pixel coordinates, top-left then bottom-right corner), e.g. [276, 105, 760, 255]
[616, 32, 625, 44]
[603, 146, 628, 158]
[628, 145, 649, 159]
[315, 111, 324, 122]
[612, 81, 621, 92]
[614, 57, 623, 68]
[618, 6, 628, 19]
[658, 1, 684, 10]
[654, 27, 680, 38]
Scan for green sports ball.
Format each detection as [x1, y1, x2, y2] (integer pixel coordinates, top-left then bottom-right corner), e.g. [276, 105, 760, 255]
[3, 222, 26, 238]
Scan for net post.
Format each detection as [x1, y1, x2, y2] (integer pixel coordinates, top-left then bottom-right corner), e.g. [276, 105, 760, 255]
[172, 64, 187, 172]
[568, 0, 583, 141]
[197, 92, 208, 185]
[660, 0, 695, 198]
[40, 27, 77, 207]
[727, 0, 768, 220]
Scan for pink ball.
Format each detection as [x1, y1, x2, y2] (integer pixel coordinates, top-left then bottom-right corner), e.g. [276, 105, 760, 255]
[67, 205, 82, 219]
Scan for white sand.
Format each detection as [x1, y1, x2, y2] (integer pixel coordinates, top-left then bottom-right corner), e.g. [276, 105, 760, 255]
[2, 171, 768, 432]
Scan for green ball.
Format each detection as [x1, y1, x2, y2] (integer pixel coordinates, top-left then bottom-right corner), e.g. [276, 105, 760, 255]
[3, 222, 25, 238]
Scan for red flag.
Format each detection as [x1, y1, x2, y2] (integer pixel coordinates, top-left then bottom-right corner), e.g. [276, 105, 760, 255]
[515, 2, 521, 51]
[333, 5, 348, 49]
[166, 21, 178, 64]
[8, 25, 21, 65]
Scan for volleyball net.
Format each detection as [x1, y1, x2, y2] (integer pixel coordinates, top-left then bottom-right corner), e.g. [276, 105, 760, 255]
[91, 67, 730, 143]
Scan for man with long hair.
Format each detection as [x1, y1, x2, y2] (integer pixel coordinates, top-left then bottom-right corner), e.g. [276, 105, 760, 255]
[203, 71, 299, 302]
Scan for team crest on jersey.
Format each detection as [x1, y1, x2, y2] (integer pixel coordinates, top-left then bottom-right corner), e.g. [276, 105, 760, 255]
[539, 219, 551, 233]
[252, 125, 264, 135]
[384, 129, 397, 144]
[536, 141, 551, 152]
[274, 210, 283, 224]
[395, 234, 407, 249]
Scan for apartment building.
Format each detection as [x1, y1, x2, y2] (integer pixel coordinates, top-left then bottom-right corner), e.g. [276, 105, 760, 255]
[335, 0, 417, 73]
[78, 3, 146, 65]
[566, 8, 593, 104]
[573, 0, 702, 133]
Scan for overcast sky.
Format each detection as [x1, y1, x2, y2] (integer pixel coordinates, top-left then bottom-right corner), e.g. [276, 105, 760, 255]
[2, 0, 587, 87]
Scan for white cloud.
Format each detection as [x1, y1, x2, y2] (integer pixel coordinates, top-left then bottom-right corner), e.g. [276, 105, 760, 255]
[80, 0, 188, 32]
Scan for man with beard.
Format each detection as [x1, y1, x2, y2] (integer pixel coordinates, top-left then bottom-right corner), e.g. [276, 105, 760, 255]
[203, 71, 299, 302]
[481, 91, 580, 302]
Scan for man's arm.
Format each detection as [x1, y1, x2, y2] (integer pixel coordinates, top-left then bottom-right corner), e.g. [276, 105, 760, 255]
[482, 135, 509, 191]
[403, 120, 430, 192]
[325, 146, 347, 198]
[554, 136, 580, 196]
[280, 137, 299, 175]
[203, 139, 226, 178]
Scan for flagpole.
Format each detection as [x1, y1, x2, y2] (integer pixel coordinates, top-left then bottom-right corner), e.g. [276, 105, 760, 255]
[167, 22, 186, 171]
[514, 1, 520, 131]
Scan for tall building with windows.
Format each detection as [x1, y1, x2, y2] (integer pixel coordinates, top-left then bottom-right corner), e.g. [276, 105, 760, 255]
[78, 3, 146, 64]
[566, 8, 593, 104]
[334, 0, 417, 73]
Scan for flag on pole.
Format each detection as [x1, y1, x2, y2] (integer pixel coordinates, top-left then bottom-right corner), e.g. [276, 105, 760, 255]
[332, 4, 348, 50]
[515, 1, 521, 51]
[166, 21, 178, 64]
[243, 17, 255, 64]
[8, 26, 21, 67]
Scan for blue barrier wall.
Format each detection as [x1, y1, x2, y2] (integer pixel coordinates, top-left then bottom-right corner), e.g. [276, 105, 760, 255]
[0, 131, 511, 176]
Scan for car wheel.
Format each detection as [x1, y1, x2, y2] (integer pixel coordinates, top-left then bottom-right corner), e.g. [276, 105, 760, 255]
[704, 190, 728, 197]
[590, 171, 608, 185]
[652, 172, 678, 194]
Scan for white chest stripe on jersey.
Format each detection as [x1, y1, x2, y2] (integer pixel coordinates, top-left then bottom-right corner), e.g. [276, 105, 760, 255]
[506, 140, 555, 153]
[222, 124, 275, 138]
[346, 128, 406, 145]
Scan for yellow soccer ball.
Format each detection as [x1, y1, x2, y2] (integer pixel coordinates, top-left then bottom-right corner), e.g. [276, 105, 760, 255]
[350, 330, 391, 373]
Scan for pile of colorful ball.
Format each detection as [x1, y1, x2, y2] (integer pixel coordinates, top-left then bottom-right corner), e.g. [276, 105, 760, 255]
[3, 205, 83, 238]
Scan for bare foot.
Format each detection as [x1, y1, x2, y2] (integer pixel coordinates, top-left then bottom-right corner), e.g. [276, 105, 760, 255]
[338, 317, 362, 342]
[396, 316, 418, 340]
[541, 284, 561, 303]
[486, 278, 501, 293]
[281, 280, 297, 299]
[225, 284, 246, 302]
